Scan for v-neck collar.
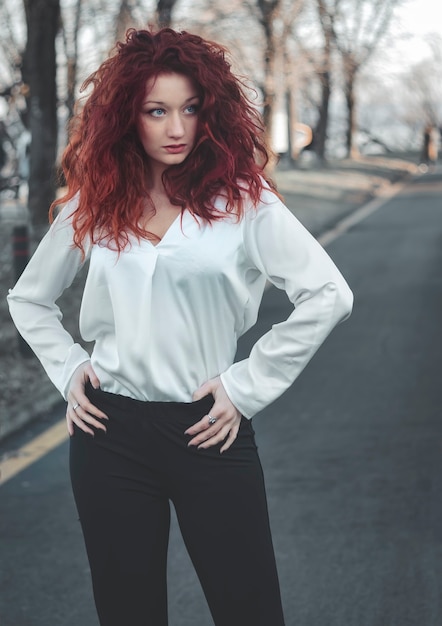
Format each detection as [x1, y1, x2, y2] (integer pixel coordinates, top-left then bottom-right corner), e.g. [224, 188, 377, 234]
[145, 209, 186, 249]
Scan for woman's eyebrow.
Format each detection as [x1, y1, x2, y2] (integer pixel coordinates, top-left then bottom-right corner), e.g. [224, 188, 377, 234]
[143, 95, 200, 106]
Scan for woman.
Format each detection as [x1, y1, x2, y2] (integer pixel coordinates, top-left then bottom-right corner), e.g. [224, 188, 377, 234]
[8, 28, 353, 626]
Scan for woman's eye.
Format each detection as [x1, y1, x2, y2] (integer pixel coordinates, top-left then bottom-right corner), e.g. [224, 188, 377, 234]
[148, 108, 165, 117]
[184, 104, 198, 114]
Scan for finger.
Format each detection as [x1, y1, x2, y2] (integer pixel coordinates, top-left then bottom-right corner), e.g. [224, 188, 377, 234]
[87, 370, 101, 389]
[220, 425, 240, 454]
[187, 414, 228, 447]
[197, 425, 232, 450]
[192, 381, 212, 402]
[67, 393, 108, 433]
[74, 404, 108, 432]
[79, 396, 108, 421]
[184, 413, 214, 436]
[66, 407, 95, 436]
[68, 390, 108, 422]
[66, 414, 74, 437]
[187, 424, 219, 447]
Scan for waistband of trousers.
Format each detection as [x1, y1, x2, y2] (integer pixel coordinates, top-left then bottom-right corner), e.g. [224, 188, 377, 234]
[84, 380, 214, 421]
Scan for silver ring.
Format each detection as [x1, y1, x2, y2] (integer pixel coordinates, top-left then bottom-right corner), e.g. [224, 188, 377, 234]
[208, 414, 217, 425]
[73, 403, 80, 411]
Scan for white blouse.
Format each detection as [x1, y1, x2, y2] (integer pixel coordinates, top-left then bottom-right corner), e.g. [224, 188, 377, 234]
[7, 188, 353, 419]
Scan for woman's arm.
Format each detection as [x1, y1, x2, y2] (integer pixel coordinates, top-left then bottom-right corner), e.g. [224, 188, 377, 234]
[219, 189, 354, 419]
[7, 197, 92, 399]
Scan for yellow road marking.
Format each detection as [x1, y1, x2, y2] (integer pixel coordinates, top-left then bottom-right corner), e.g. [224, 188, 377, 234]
[0, 419, 68, 486]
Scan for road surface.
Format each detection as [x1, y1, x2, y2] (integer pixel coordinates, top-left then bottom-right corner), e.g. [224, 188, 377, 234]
[1, 170, 441, 625]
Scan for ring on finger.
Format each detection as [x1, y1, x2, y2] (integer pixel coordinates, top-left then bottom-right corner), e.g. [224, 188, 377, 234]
[208, 414, 217, 425]
[73, 403, 80, 411]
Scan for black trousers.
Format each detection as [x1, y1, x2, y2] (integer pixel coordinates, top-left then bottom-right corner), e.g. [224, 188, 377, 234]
[69, 384, 285, 626]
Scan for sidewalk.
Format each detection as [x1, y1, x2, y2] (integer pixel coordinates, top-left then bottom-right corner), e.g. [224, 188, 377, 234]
[274, 153, 418, 236]
[0, 153, 420, 441]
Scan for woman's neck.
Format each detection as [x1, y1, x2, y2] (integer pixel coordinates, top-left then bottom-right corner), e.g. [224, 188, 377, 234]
[148, 164, 167, 195]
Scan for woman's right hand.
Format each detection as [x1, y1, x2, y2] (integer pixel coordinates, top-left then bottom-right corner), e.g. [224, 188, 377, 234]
[66, 362, 108, 436]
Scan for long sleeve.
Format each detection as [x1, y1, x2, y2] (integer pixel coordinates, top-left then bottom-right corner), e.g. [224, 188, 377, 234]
[7, 197, 91, 399]
[220, 190, 353, 419]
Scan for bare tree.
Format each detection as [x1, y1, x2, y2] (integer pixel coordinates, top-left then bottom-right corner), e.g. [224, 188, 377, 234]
[115, 0, 144, 39]
[405, 38, 442, 127]
[277, 2, 305, 162]
[293, 0, 337, 161]
[331, 0, 402, 157]
[60, 0, 83, 121]
[22, 0, 60, 233]
[254, 0, 280, 137]
[114, 0, 178, 36]
[0, 1, 27, 135]
[312, 0, 338, 160]
[252, 0, 304, 162]
[0, 2, 26, 97]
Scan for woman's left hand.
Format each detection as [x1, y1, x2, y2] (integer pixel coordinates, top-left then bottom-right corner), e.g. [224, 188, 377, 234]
[186, 376, 242, 453]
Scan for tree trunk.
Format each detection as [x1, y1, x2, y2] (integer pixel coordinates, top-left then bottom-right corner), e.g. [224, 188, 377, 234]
[344, 70, 358, 158]
[65, 0, 82, 121]
[115, 0, 133, 41]
[286, 89, 297, 164]
[256, 0, 280, 168]
[23, 0, 60, 234]
[156, 0, 178, 28]
[314, 0, 334, 162]
[261, 19, 275, 136]
[66, 57, 78, 122]
[314, 71, 331, 161]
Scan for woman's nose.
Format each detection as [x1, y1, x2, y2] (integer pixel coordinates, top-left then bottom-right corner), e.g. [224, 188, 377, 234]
[167, 113, 185, 138]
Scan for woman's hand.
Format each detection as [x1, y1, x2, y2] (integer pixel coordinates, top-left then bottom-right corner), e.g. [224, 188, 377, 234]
[66, 362, 108, 437]
[185, 376, 242, 453]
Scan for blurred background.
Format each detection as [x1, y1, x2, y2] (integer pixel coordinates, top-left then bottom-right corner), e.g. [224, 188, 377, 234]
[0, 0, 441, 233]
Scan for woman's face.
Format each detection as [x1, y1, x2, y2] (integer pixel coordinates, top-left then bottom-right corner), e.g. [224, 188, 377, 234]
[137, 72, 200, 177]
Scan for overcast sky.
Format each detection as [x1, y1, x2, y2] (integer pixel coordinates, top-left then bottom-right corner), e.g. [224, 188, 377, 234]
[394, 0, 442, 62]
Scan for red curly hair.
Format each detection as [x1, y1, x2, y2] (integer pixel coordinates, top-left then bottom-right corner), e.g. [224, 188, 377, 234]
[52, 27, 277, 252]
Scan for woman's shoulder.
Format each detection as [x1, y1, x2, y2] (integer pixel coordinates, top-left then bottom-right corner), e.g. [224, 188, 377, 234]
[242, 179, 288, 223]
[213, 177, 282, 215]
[51, 191, 80, 228]
[49, 191, 94, 259]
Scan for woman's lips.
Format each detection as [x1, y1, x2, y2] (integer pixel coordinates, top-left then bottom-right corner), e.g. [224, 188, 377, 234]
[164, 144, 187, 154]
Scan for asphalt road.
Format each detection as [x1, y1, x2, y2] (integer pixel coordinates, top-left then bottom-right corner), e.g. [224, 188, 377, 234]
[1, 170, 442, 626]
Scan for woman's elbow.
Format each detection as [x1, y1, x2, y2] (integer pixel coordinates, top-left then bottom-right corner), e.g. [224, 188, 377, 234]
[334, 280, 353, 322]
